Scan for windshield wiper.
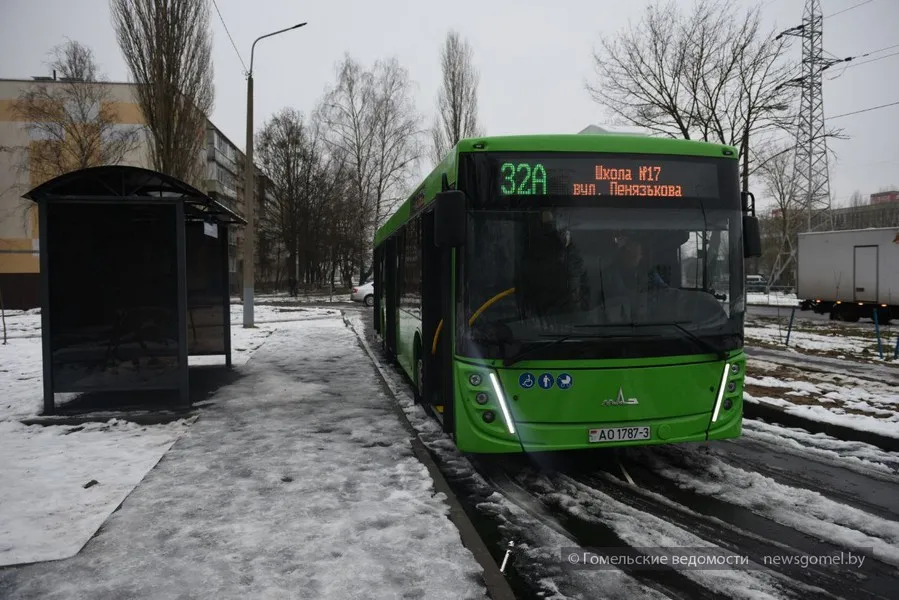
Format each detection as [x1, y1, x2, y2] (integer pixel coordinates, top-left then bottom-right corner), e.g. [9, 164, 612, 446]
[669, 322, 726, 360]
[576, 320, 726, 359]
[502, 334, 577, 367]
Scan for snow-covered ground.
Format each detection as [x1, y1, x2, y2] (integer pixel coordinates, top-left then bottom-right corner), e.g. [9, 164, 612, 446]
[0, 304, 340, 342]
[630, 442, 899, 568]
[0, 419, 192, 566]
[744, 358, 899, 440]
[1, 313, 486, 599]
[230, 290, 352, 304]
[0, 307, 338, 570]
[742, 419, 899, 477]
[745, 314, 899, 362]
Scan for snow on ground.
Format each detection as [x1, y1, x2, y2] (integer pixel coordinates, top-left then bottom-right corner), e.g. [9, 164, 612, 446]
[744, 313, 899, 363]
[746, 393, 899, 439]
[0, 419, 192, 566]
[746, 292, 798, 307]
[742, 419, 899, 477]
[0, 307, 339, 419]
[0, 304, 341, 342]
[536, 474, 810, 600]
[635, 447, 899, 567]
[0, 307, 336, 569]
[230, 290, 352, 304]
[744, 359, 899, 440]
[745, 323, 881, 355]
[0, 316, 486, 599]
[475, 489, 671, 600]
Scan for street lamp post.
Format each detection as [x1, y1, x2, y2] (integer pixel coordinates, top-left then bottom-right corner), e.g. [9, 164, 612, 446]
[242, 22, 307, 328]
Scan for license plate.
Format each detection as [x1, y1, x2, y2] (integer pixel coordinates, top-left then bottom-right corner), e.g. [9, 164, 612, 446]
[588, 426, 651, 443]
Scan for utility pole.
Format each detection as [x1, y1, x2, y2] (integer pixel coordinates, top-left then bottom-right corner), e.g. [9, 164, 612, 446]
[242, 22, 307, 328]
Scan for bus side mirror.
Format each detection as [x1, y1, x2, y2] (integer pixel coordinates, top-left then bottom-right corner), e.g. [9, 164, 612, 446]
[743, 215, 762, 258]
[434, 190, 466, 248]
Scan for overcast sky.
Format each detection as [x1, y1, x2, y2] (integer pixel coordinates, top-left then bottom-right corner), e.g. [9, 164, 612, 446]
[2, 0, 897, 209]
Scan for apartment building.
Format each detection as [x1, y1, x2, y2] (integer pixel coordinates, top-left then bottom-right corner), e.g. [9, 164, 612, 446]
[0, 77, 149, 308]
[0, 76, 268, 308]
[204, 122, 276, 293]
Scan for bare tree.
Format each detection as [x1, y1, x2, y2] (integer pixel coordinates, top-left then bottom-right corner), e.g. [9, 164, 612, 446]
[755, 143, 803, 284]
[111, 0, 214, 185]
[587, 0, 795, 188]
[256, 109, 307, 286]
[430, 30, 482, 165]
[318, 54, 422, 282]
[847, 190, 865, 207]
[10, 40, 140, 184]
[256, 108, 360, 292]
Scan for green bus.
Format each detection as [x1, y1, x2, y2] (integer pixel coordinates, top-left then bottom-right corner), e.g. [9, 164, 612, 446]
[373, 134, 761, 454]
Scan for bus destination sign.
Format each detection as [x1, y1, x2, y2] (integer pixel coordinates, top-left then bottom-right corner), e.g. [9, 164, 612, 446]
[496, 157, 720, 198]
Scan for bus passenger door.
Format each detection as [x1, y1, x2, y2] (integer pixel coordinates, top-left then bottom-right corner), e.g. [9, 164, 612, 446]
[384, 237, 398, 360]
[421, 210, 450, 429]
[373, 246, 382, 334]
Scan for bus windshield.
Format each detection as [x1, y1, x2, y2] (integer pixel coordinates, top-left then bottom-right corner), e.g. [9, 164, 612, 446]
[457, 154, 744, 361]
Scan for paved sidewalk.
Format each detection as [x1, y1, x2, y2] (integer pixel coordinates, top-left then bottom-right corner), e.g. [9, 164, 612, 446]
[0, 317, 486, 600]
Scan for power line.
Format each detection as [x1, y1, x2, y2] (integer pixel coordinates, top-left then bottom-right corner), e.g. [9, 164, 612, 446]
[825, 43, 899, 78]
[211, 0, 248, 75]
[823, 0, 876, 19]
[828, 100, 899, 120]
[843, 49, 899, 68]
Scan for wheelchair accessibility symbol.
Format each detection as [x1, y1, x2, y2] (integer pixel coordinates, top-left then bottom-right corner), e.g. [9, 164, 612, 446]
[519, 373, 536, 389]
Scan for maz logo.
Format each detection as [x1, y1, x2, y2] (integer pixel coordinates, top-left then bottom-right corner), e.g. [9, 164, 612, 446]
[602, 387, 639, 406]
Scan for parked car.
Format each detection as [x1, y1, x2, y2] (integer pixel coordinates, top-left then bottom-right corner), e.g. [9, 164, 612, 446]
[350, 281, 374, 306]
[745, 274, 768, 293]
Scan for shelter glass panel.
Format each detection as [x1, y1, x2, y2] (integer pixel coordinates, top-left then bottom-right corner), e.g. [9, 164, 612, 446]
[47, 203, 181, 390]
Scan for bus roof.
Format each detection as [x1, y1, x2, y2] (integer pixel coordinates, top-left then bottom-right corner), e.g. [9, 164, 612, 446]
[452, 134, 737, 157]
[373, 134, 738, 246]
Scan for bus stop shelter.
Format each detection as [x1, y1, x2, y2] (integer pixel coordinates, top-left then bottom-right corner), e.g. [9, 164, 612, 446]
[24, 165, 246, 415]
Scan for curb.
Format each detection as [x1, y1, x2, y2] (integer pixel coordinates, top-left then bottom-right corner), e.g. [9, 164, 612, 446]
[20, 413, 197, 427]
[342, 313, 516, 600]
[744, 402, 899, 452]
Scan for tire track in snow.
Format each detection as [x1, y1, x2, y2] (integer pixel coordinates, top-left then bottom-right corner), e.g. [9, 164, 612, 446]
[513, 468, 805, 600]
[570, 466, 893, 600]
[714, 433, 899, 521]
[623, 445, 899, 573]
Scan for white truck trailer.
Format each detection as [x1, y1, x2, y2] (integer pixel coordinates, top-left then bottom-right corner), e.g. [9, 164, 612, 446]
[797, 227, 899, 323]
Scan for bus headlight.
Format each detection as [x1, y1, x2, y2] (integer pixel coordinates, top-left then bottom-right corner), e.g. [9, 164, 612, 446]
[468, 373, 482, 386]
[488, 372, 516, 435]
[712, 363, 730, 423]
[476, 392, 489, 405]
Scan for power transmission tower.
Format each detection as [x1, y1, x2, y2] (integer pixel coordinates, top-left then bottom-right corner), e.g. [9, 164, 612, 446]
[768, 0, 843, 289]
[779, 0, 837, 232]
